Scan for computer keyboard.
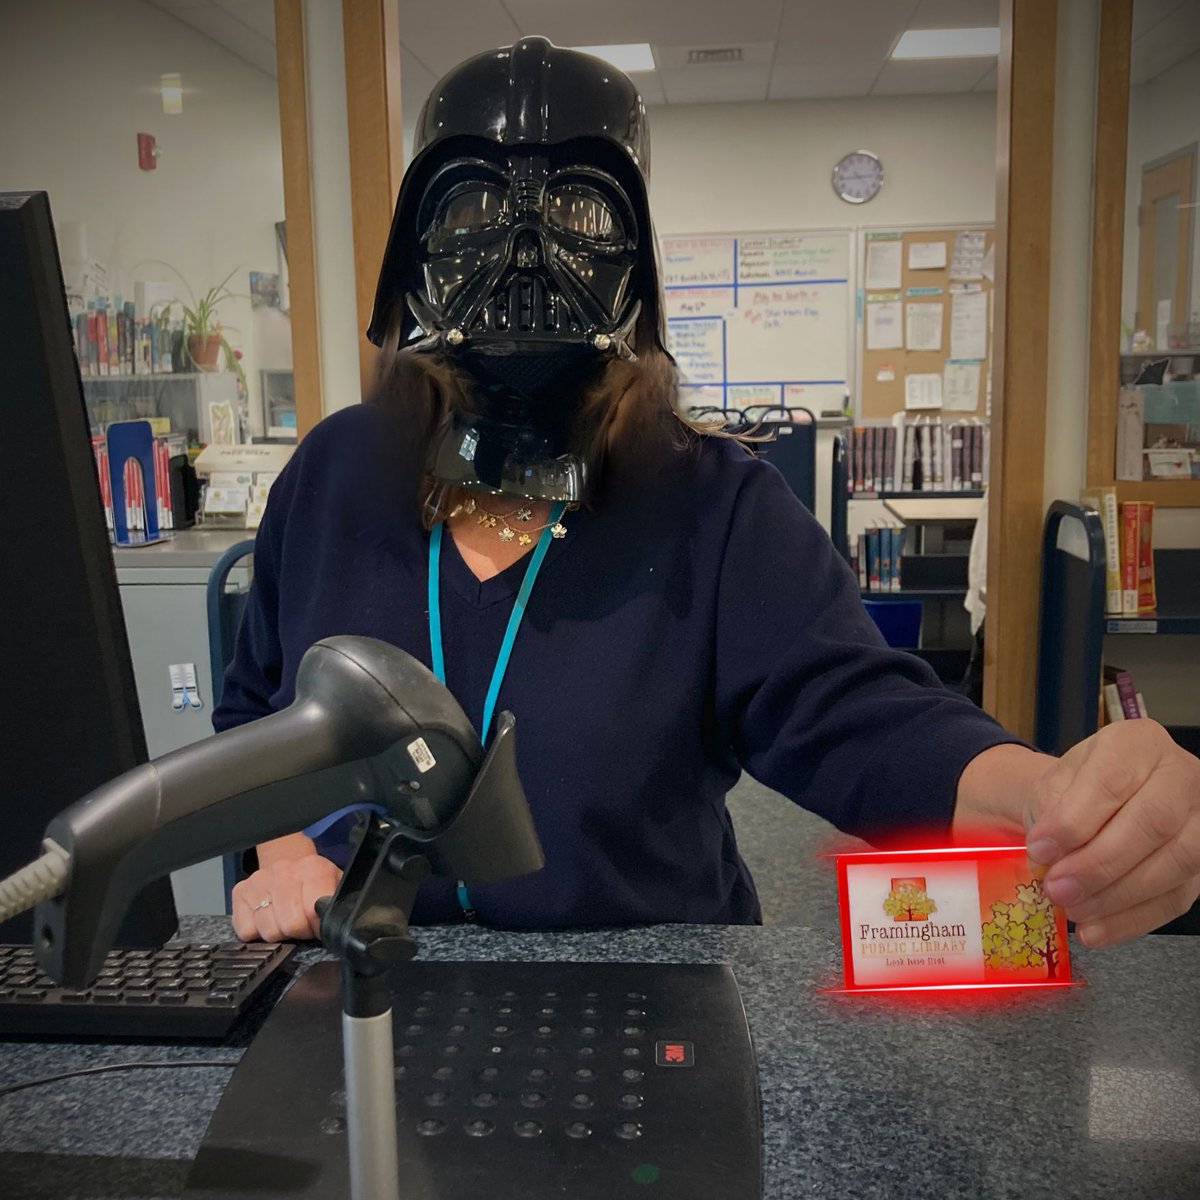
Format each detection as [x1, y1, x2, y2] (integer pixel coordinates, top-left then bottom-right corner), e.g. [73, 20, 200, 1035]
[0, 941, 296, 1038]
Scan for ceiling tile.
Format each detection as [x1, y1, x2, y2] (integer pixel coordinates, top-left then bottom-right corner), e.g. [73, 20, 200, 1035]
[659, 63, 770, 104]
[632, 73, 668, 106]
[1131, 10, 1200, 84]
[1133, 0, 1189, 40]
[156, 3, 278, 76]
[653, 42, 776, 70]
[775, 0, 912, 65]
[908, 0, 998, 28]
[500, 0, 784, 47]
[212, 0, 275, 42]
[397, 2, 520, 76]
[972, 63, 997, 92]
[768, 61, 878, 99]
[871, 57, 996, 95]
[400, 46, 439, 122]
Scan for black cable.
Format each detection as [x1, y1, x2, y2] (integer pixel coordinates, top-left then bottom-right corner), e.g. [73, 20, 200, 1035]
[0, 1059, 235, 1099]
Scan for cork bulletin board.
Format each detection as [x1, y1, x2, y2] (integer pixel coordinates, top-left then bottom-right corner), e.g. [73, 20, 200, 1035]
[858, 226, 995, 421]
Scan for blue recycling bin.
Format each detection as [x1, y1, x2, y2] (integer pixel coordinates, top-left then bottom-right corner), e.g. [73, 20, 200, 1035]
[862, 598, 923, 648]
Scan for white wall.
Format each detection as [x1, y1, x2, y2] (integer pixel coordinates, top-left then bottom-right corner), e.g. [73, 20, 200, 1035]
[0, 0, 289, 435]
[647, 93, 997, 235]
[1122, 48, 1200, 340]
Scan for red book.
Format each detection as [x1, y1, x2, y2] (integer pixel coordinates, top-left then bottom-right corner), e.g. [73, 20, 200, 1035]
[1136, 501, 1156, 613]
[1120, 502, 1139, 616]
[96, 310, 109, 376]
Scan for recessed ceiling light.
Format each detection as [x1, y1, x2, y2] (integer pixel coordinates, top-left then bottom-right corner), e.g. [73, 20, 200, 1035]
[891, 27, 1000, 59]
[161, 72, 183, 114]
[572, 44, 656, 73]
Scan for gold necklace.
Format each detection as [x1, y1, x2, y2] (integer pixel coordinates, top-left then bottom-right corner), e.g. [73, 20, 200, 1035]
[458, 496, 571, 545]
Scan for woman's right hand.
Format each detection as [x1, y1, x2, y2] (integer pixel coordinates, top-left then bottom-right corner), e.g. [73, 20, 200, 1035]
[231, 834, 343, 943]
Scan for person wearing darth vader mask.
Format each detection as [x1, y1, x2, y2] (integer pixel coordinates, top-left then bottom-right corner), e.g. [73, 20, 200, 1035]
[218, 39, 1200, 948]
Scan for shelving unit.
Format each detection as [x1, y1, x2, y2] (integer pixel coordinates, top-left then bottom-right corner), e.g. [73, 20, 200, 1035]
[82, 371, 239, 444]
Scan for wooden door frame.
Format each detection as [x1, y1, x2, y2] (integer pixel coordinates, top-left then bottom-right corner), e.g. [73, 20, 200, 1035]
[274, 0, 322, 438]
[983, 0, 1059, 738]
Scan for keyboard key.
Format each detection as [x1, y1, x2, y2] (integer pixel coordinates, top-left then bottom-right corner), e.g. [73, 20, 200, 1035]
[16, 989, 47, 1000]
[157, 991, 189, 1005]
[60, 991, 90, 1003]
[125, 988, 155, 1000]
[93, 992, 124, 1005]
[205, 992, 236, 1005]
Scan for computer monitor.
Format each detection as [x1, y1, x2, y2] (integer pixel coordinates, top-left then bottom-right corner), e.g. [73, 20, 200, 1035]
[0, 191, 177, 946]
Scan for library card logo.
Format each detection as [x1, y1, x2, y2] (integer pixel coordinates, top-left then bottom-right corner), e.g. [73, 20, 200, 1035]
[883, 877, 938, 922]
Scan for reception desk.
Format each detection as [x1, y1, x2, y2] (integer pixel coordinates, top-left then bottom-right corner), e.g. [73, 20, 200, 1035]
[1, 916, 1197, 1198]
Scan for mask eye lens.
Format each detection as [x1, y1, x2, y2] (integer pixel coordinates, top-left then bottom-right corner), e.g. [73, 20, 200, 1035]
[439, 187, 507, 234]
[547, 188, 620, 241]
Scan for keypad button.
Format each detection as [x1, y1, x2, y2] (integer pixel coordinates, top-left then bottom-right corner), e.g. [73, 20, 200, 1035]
[157, 992, 188, 1005]
[526, 1068, 552, 1083]
[472, 1092, 499, 1107]
[619, 1094, 644, 1110]
[520, 1091, 547, 1108]
[206, 992, 236, 1005]
[513, 1120, 543, 1138]
[626, 992, 646, 1001]
[423, 1091, 450, 1107]
[403, 1024, 425, 1036]
[93, 991, 123, 1004]
[615, 1122, 643, 1140]
[126, 988, 155, 1001]
[531, 1045, 552, 1059]
[412, 1005, 433, 1017]
[534, 1025, 555, 1038]
[573, 1068, 596, 1082]
[565, 1122, 592, 1139]
[395, 1044, 416, 1058]
[59, 991, 90, 1003]
[626, 1008, 646, 1018]
[432, 1066, 455, 1082]
[579, 1026, 598, 1038]
[416, 1119, 447, 1137]
[419, 990, 438, 1001]
[447, 1024, 469, 1036]
[464, 1119, 495, 1138]
[576, 1046, 596, 1059]
[581, 1006, 599, 1018]
[622, 1068, 645, 1083]
[442, 1044, 463, 1057]
[623, 1027, 645, 1038]
[570, 1093, 594, 1109]
[16, 988, 48, 1000]
[477, 1067, 501, 1083]
[622, 1047, 642, 1059]
[492, 1025, 513, 1036]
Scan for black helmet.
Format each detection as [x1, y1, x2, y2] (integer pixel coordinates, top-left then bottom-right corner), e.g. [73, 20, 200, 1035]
[366, 36, 666, 357]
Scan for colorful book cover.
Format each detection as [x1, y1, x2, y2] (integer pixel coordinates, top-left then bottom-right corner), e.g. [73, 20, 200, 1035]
[1120, 502, 1140, 616]
[889, 527, 902, 591]
[1102, 682, 1123, 724]
[867, 527, 881, 592]
[856, 533, 868, 590]
[950, 423, 963, 491]
[1136, 501, 1156, 613]
[1103, 664, 1141, 721]
[1079, 486, 1123, 616]
[835, 846, 1072, 992]
[883, 425, 896, 491]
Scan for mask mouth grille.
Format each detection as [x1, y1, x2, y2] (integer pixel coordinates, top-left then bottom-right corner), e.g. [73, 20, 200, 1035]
[470, 277, 583, 337]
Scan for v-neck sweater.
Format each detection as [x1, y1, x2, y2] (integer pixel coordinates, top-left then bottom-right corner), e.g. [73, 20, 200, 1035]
[213, 403, 1018, 927]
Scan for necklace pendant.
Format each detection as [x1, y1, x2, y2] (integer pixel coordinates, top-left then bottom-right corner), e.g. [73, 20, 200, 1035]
[551, 522, 568, 539]
[464, 497, 477, 515]
[517, 533, 533, 546]
[476, 512, 490, 526]
[516, 506, 533, 522]
[487, 515, 499, 528]
[498, 526, 515, 543]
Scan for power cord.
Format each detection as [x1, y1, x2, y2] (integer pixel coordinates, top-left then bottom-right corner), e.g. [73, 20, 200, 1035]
[0, 1059, 235, 1099]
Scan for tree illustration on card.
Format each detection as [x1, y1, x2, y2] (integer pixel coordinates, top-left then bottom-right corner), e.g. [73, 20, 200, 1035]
[981, 880, 1061, 978]
[882, 877, 938, 921]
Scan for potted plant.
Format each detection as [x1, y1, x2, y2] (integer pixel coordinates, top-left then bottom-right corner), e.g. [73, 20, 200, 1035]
[177, 266, 239, 372]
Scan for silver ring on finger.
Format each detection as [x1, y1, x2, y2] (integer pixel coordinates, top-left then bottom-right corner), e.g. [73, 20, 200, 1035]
[255, 896, 272, 910]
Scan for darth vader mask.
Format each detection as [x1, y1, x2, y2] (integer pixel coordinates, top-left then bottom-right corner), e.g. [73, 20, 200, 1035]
[368, 37, 669, 501]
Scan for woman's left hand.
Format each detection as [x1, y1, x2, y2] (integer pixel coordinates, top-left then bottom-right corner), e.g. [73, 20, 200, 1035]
[1024, 720, 1200, 945]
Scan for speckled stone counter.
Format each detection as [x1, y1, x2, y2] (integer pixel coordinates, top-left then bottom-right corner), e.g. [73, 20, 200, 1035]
[1, 916, 1197, 1199]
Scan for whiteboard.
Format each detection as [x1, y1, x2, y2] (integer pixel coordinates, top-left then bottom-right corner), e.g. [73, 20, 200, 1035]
[661, 231, 852, 413]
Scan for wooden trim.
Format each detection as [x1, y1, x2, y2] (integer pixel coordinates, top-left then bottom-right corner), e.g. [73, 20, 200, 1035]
[1085, 0, 1133, 493]
[343, 0, 404, 396]
[983, 0, 1058, 739]
[274, 0, 322, 437]
[1115, 480, 1200, 505]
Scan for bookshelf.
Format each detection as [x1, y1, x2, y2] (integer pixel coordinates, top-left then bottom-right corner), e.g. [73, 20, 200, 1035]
[82, 372, 239, 445]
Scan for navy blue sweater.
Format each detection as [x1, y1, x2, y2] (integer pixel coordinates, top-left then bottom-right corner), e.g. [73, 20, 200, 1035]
[213, 403, 1016, 927]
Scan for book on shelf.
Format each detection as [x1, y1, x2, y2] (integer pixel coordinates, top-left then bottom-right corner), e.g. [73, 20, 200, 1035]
[72, 293, 180, 378]
[853, 526, 905, 593]
[91, 430, 185, 536]
[1080, 491, 1157, 617]
[1101, 665, 1150, 724]
[846, 420, 988, 496]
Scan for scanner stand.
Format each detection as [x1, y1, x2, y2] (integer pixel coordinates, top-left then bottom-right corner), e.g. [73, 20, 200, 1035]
[314, 816, 432, 1200]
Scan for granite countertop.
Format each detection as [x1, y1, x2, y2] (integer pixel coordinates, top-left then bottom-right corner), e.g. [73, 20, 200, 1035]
[1, 916, 1197, 1199]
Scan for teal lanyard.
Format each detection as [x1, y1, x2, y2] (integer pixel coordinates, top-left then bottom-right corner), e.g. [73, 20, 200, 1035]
[428, 501, 565, 915]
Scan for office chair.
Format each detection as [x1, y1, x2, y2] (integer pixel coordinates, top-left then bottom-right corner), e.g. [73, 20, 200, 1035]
[205, 537, 256, 910]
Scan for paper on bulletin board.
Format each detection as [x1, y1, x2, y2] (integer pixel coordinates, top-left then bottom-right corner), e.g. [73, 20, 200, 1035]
[865, 239, 902, 290]
[982, 241, 995, 282]
[950, 230, 986, 280]
[943, 361, 981, 411]
[950, 290, 988, 360]
[908, 241, 947, 270]
[905, 302, 943, 351]
[905, 373, 943, 410]
[866, 299, 903, 349]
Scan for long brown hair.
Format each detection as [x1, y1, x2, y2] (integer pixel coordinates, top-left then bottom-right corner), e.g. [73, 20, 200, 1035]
[368, 308, 751, 528]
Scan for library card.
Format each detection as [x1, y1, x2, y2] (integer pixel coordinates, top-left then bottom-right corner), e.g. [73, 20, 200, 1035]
[834, 846, 1072, 993]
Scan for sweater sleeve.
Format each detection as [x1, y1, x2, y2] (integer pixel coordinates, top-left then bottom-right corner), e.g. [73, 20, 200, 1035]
[714, 459, 1021, 844]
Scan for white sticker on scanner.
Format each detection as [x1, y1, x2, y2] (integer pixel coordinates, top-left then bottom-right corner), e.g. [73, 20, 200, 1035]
[407, 737, 437, 774]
